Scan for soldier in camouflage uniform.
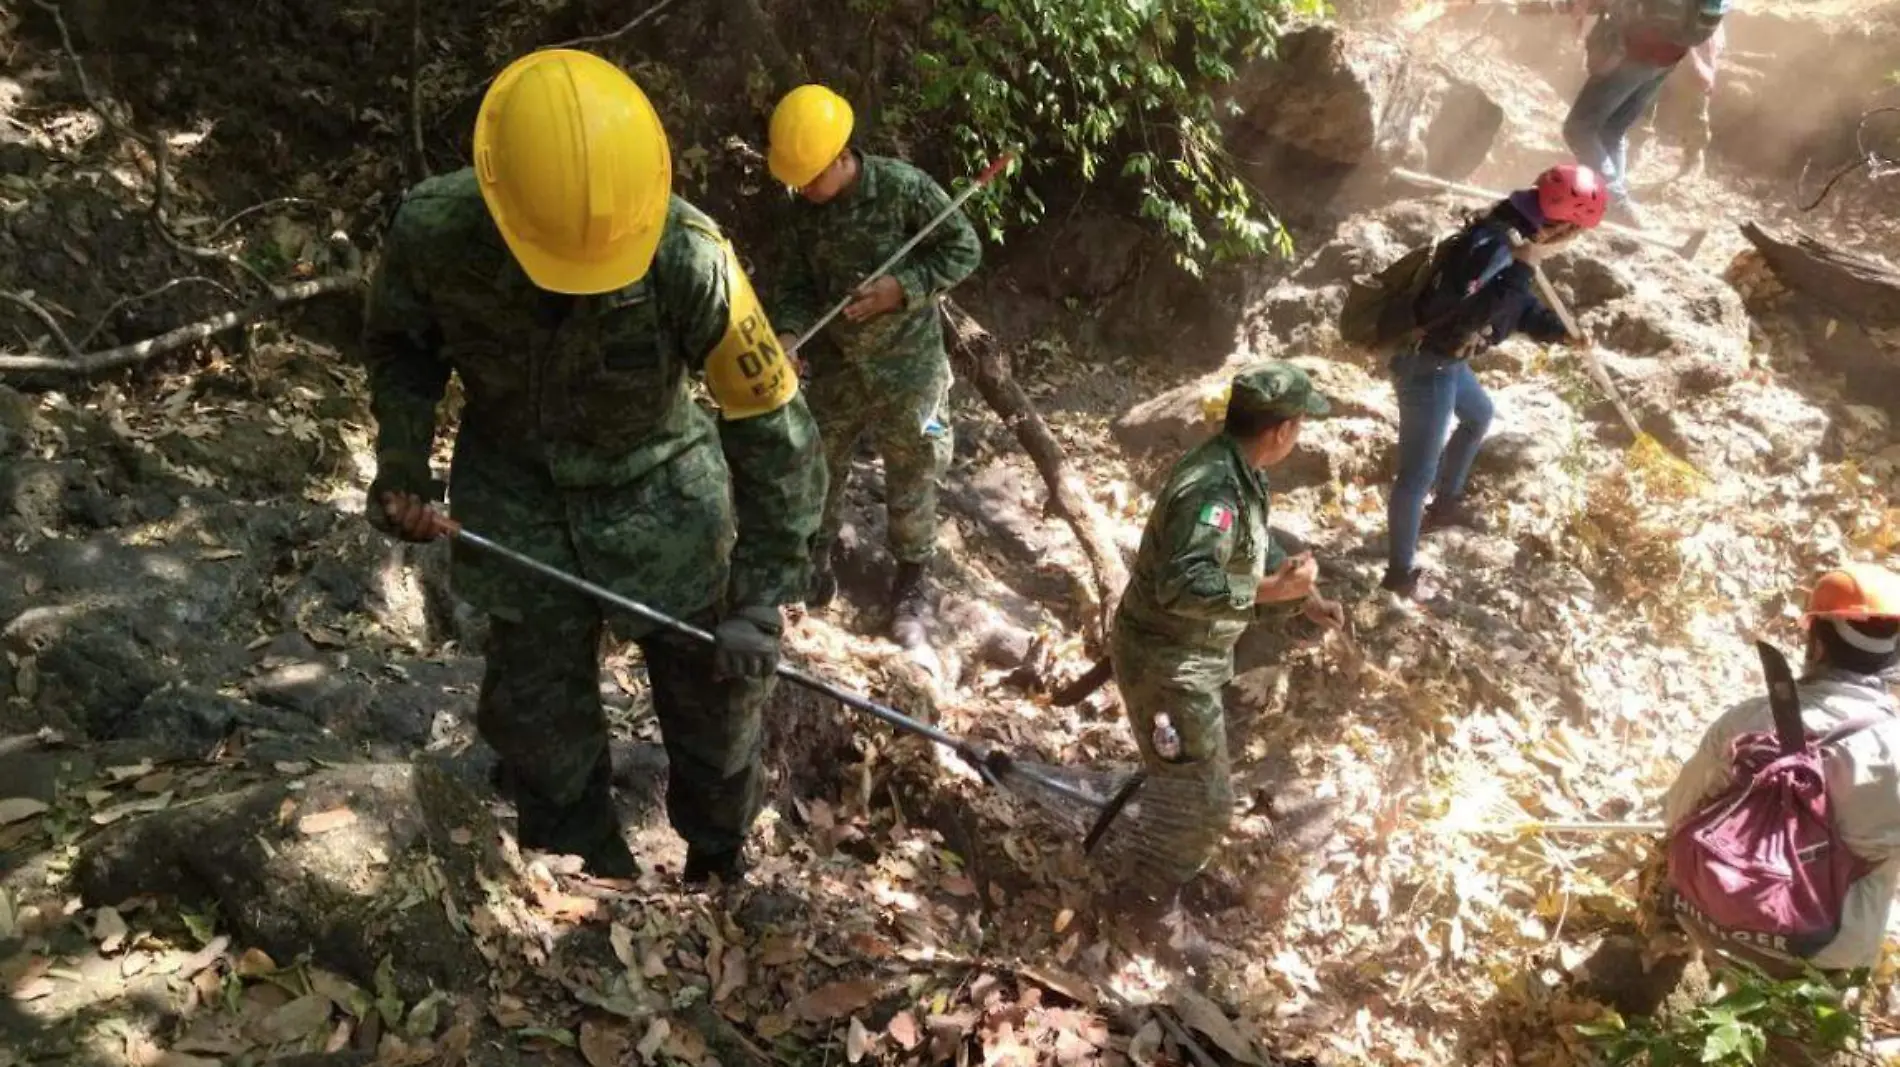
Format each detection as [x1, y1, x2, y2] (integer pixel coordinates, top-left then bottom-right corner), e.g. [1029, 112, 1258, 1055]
[761, 85, 983, 642]
[1110, 362, 1343, 887]
[360, 50, 824, 883]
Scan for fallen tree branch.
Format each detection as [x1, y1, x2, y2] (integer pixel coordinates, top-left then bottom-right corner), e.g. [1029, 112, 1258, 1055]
[0, 275, 361, 376]
[149, 138, 276, 294]
[942, 298, 1130, 639]
[546, 0, 683, 50]
[0, 291, 83, 362]
[76, 276, 240, 347]
[1798, 107, 1899, 212]
[204, 198, 321, 243]
[1740, 221, 1900, 327]
[407, 0, 430, 181]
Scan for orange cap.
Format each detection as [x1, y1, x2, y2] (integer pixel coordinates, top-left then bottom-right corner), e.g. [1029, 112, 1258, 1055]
[1804, 564, 1900, 625]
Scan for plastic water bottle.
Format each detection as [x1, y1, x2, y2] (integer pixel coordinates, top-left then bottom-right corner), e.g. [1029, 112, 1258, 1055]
[1152, 714, 1182, 761]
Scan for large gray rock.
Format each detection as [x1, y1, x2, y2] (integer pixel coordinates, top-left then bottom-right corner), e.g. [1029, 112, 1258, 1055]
[1224, 24, 1504, 179]
[74, 762, 503, 1000]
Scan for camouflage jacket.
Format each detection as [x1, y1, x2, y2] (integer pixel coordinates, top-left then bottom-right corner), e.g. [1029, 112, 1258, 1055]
[359, 168, 825, 612]
[767, 153, 982, 388]
[1113, 433, 1283, 661]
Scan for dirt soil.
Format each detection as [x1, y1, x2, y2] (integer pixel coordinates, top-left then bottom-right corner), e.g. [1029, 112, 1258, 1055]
[4, 0, 1900, 1066]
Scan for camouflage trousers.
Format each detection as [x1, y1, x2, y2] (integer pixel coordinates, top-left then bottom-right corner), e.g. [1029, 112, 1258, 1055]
[1632, 79, 1712, 168]
[805, 356, 953, 565]
[449, 438, 768, 865]
[1109, 624, 1236, 887]
[477, 605, 770, 864]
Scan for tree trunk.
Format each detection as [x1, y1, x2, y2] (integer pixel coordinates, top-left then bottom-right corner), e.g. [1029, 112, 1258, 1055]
[1740, 222, 1900, 327]
[941, 299, 1128, 640]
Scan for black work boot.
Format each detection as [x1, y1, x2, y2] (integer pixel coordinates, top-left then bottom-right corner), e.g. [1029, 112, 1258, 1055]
[1381, 566, 1424, 599]
[889, 561, 930, 647]
[683, 847, 748, 888]
[807, 546, 838, 609]
[583, 835, 638, 880]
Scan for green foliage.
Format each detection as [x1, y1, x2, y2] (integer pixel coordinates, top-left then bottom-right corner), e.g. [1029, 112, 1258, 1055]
[910, 0, 1324, 275]
[1578, 964, 1867, 1066]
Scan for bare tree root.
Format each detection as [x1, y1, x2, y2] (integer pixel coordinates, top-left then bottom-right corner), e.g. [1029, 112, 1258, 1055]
[942, 298, 1130, 640]
[0, 276, 362, 377]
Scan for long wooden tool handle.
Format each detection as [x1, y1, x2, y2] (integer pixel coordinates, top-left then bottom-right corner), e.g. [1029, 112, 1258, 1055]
[1389, 166, 1702, 258]
[787, 151, 1016, 354]
[1526, 263, 1647, 441]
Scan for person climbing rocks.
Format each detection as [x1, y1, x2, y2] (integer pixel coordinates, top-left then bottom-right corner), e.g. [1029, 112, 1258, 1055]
[1661, 564, 1900, 982]
[1381, 163, 1606, 601]
[357, 50, 825, 885]
[1629, 21, 1724, 180]
[760, 84, 983, 647]
[1109, 362, 1343, 890]
[1562, 0, 1729, 225]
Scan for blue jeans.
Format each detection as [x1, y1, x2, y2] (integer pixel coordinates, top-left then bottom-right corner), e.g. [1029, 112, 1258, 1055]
[1387, 352, 1494, 579]
[1563, 59, 1672, 203]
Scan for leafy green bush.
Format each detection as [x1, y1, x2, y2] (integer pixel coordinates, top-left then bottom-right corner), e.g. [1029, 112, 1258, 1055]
[1579, 964, 1867, 1066]
[911, 0, 1324, 275]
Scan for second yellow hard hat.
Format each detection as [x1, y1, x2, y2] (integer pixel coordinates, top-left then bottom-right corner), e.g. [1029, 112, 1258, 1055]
[767, 84, 854, 189]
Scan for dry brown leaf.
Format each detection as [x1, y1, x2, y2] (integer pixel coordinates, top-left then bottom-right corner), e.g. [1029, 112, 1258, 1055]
[297, 807, 357, 835]
[888, 1010, 921, 1051]
[578, 1018, 631, 1067]
[489, 997, 534, 1029]
[91, 791, 173, 825]
[847, 1016, 871, 1063]
[133, 772, 175, 794]
[121, 951, 152, 978]
[91, 906, 129, 954]
[0, 798, 48, 826]
[714, 946, 747, 1003]
[757, 934, 804, 967]
[755, 1012, 793, 1039]
[661, 1019, 707, 1062]
[324, 1017, 353, 1054]
[190, 966, 223, 1010]
[234, 947, 278, 977]
[635, 1017, 670, 1059]
[10, 976, 55, 1001]
[639, 945, 668, 979]
[610, 923, 636, 970]
[252, 992, 332, 1044]
[1169, 990, 1265, 1066]
[155, 1054, 223, 1067]
[793, 979, 880, 1022]
[1054, 908, 1075, 933]
[449, 827, 473, 845]
[940, 873, 977, 897]
[105, 759, 156, 782]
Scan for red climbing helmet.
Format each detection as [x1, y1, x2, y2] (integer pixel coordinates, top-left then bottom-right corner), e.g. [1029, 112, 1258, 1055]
[1535, 163, 1608, 229]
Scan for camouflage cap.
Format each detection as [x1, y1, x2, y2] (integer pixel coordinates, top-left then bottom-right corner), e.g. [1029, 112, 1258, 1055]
[1227, 361, 1330, 419]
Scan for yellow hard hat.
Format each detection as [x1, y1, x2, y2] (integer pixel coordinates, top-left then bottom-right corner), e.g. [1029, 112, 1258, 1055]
[767, 84, 854, 189]
[473, 49, 672, 294]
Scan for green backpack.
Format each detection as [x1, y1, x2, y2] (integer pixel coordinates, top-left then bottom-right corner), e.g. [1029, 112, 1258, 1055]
[1338, 234, 1459, 353]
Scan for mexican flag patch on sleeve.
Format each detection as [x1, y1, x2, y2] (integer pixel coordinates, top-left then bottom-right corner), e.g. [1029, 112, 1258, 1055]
[1197, 502, 1235, 531]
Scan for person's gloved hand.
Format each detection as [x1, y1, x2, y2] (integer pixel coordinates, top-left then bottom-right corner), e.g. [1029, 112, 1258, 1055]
[714, 605, 783, 680]
[367, 455, 447, 543]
